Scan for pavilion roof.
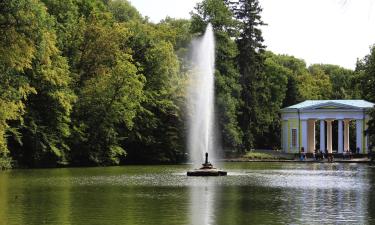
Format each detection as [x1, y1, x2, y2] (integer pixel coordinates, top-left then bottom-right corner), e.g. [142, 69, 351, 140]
[282, 100, 374, 111]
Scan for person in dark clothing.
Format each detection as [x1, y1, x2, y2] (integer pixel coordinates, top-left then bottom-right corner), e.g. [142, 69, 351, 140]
[324, 149, 328, 160]
[300, 147, 306, 161]
[315, 149, 323, 161]
[325, 149, 333, 163]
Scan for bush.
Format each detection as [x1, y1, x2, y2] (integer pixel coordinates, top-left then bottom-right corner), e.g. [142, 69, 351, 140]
[0, 155, 12, 170]
[243, 151, 278, 160]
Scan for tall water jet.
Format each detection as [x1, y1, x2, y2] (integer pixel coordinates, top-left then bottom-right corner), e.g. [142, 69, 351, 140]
[187, 23, 226, 176]
[188, 23, 215, 165]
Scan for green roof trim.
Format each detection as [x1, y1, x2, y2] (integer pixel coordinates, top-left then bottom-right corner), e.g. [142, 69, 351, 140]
[282, 100, 374, 110]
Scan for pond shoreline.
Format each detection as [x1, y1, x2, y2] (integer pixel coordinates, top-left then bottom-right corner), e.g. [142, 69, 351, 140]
[3, 158, 373, 170]
[223, 158, 373, 163]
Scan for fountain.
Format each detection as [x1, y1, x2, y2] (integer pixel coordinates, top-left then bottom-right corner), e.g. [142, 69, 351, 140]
[186, 23, 227, 176]
[187, 152, 227, 176]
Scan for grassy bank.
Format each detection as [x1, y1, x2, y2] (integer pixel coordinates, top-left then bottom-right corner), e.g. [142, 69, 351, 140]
[242, 150, 294, 160]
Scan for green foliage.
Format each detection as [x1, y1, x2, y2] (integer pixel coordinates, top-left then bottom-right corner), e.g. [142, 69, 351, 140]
[368, 109, 375, 149]
[122, 21, 186, 163]
[243, 151, 291, 160]
[159, 17, 193, 66]
[68, 14, 145, 165]
[309, 64, 358, 99]
[0, 0, 75, 167]
[244, 151, 277, 160]
[298, 65, 332, 100]
[356, 45, 375, 147]
[0, 0, 39, 161]
[107, 0, 142, 22]
[40, 0, 81, 54]
[0, 0, 368, 167]
[259, 52, 357, 149]
[261, 52, 289, 148]
[0, 154, 12, 170]
[356, 45, 375, 102]
[268, 54, 308, 105]
[227, 0, 268, 150]
[73, 56, 143, 165]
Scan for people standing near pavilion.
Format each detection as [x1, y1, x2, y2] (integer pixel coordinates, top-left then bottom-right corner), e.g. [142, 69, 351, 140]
[300, 147, 306, 161]
[324, 148, 328, 159]
[343, 149, 347, 159]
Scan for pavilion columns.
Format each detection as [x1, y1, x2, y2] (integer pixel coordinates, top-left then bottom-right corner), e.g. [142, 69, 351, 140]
[307, 120, 316, 153]
[338, 120, 344, 153]
[356, 119, 363, 153]
[344, 120, 350, 152]
[320, 120, 325, 152]
[301, 120, 308, 153]
[326, 120, 333, 153]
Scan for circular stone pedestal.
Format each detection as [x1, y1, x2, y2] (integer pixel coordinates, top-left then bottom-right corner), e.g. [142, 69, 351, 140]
[187, 169, 227, 176]
[187, 152, 227, 176]
[187, 161, 227, 176]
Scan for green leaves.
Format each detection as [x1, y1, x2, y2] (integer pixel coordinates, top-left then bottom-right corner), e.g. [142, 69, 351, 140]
[0, 0, 368, 167]
[0, 0, 70, 166]
[68, 14, 146, 165]
[120, 19, 187, 163]
[228, 0, 267, 150]
[357, 45, 375, 147]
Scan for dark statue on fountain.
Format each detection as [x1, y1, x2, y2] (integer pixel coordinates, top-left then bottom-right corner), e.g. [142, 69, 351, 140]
[201, 152, 213, 169]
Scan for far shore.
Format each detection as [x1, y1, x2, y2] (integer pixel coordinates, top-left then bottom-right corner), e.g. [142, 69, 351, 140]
[222, 158, 372, 163]
[223, 149, 374, 163]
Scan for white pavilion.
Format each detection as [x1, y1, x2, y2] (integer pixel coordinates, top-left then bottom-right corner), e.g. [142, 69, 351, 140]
[281, 100, 374, 154]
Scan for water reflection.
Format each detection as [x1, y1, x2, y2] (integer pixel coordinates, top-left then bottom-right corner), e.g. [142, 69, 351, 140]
[189, 181, 216, 225]
[188, 163, 374, 225]
[278, 183, 369, 224]
[276, 163, 370, 224]
[0, 163, 374, 225]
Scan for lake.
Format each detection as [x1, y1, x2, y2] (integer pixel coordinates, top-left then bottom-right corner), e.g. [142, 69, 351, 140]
[0, 162, 374, 225]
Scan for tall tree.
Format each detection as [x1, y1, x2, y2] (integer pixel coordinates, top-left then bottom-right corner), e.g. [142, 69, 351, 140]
[356, 45, 375, 149]
[229, 0, 267, 150]
[0, 0, 37, 168]
[268, 54, 307, 106]
[69, 14, 144, 166]
[0, 0, 76, 168]
[261, 51, 289, 148]
[297, 65, 332, 100]
[121, 21, 186, 163]
[107, 0, 142, 22]
[309, 64, 357, 99]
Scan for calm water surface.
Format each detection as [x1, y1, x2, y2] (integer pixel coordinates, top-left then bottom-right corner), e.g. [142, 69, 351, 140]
[0, 162, 374, 225]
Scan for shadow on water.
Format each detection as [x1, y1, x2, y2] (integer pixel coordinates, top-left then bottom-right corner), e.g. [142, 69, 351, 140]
[0, 163, 374, 225]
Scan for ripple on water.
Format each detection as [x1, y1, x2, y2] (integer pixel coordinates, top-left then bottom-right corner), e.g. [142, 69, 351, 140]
[24, 166, 369, 193]
[1, 163, 374, 225]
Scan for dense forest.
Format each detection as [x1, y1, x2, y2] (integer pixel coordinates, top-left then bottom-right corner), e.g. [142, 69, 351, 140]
[0, 0, 374, 168]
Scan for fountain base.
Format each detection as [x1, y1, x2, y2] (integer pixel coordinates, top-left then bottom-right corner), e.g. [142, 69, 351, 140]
[187, 160, 227, 176]
[187, 168, 227, 176]
[187, 153, 227, 176]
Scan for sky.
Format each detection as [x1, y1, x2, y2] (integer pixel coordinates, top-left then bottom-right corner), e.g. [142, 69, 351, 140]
[130, 0, 375, 69]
